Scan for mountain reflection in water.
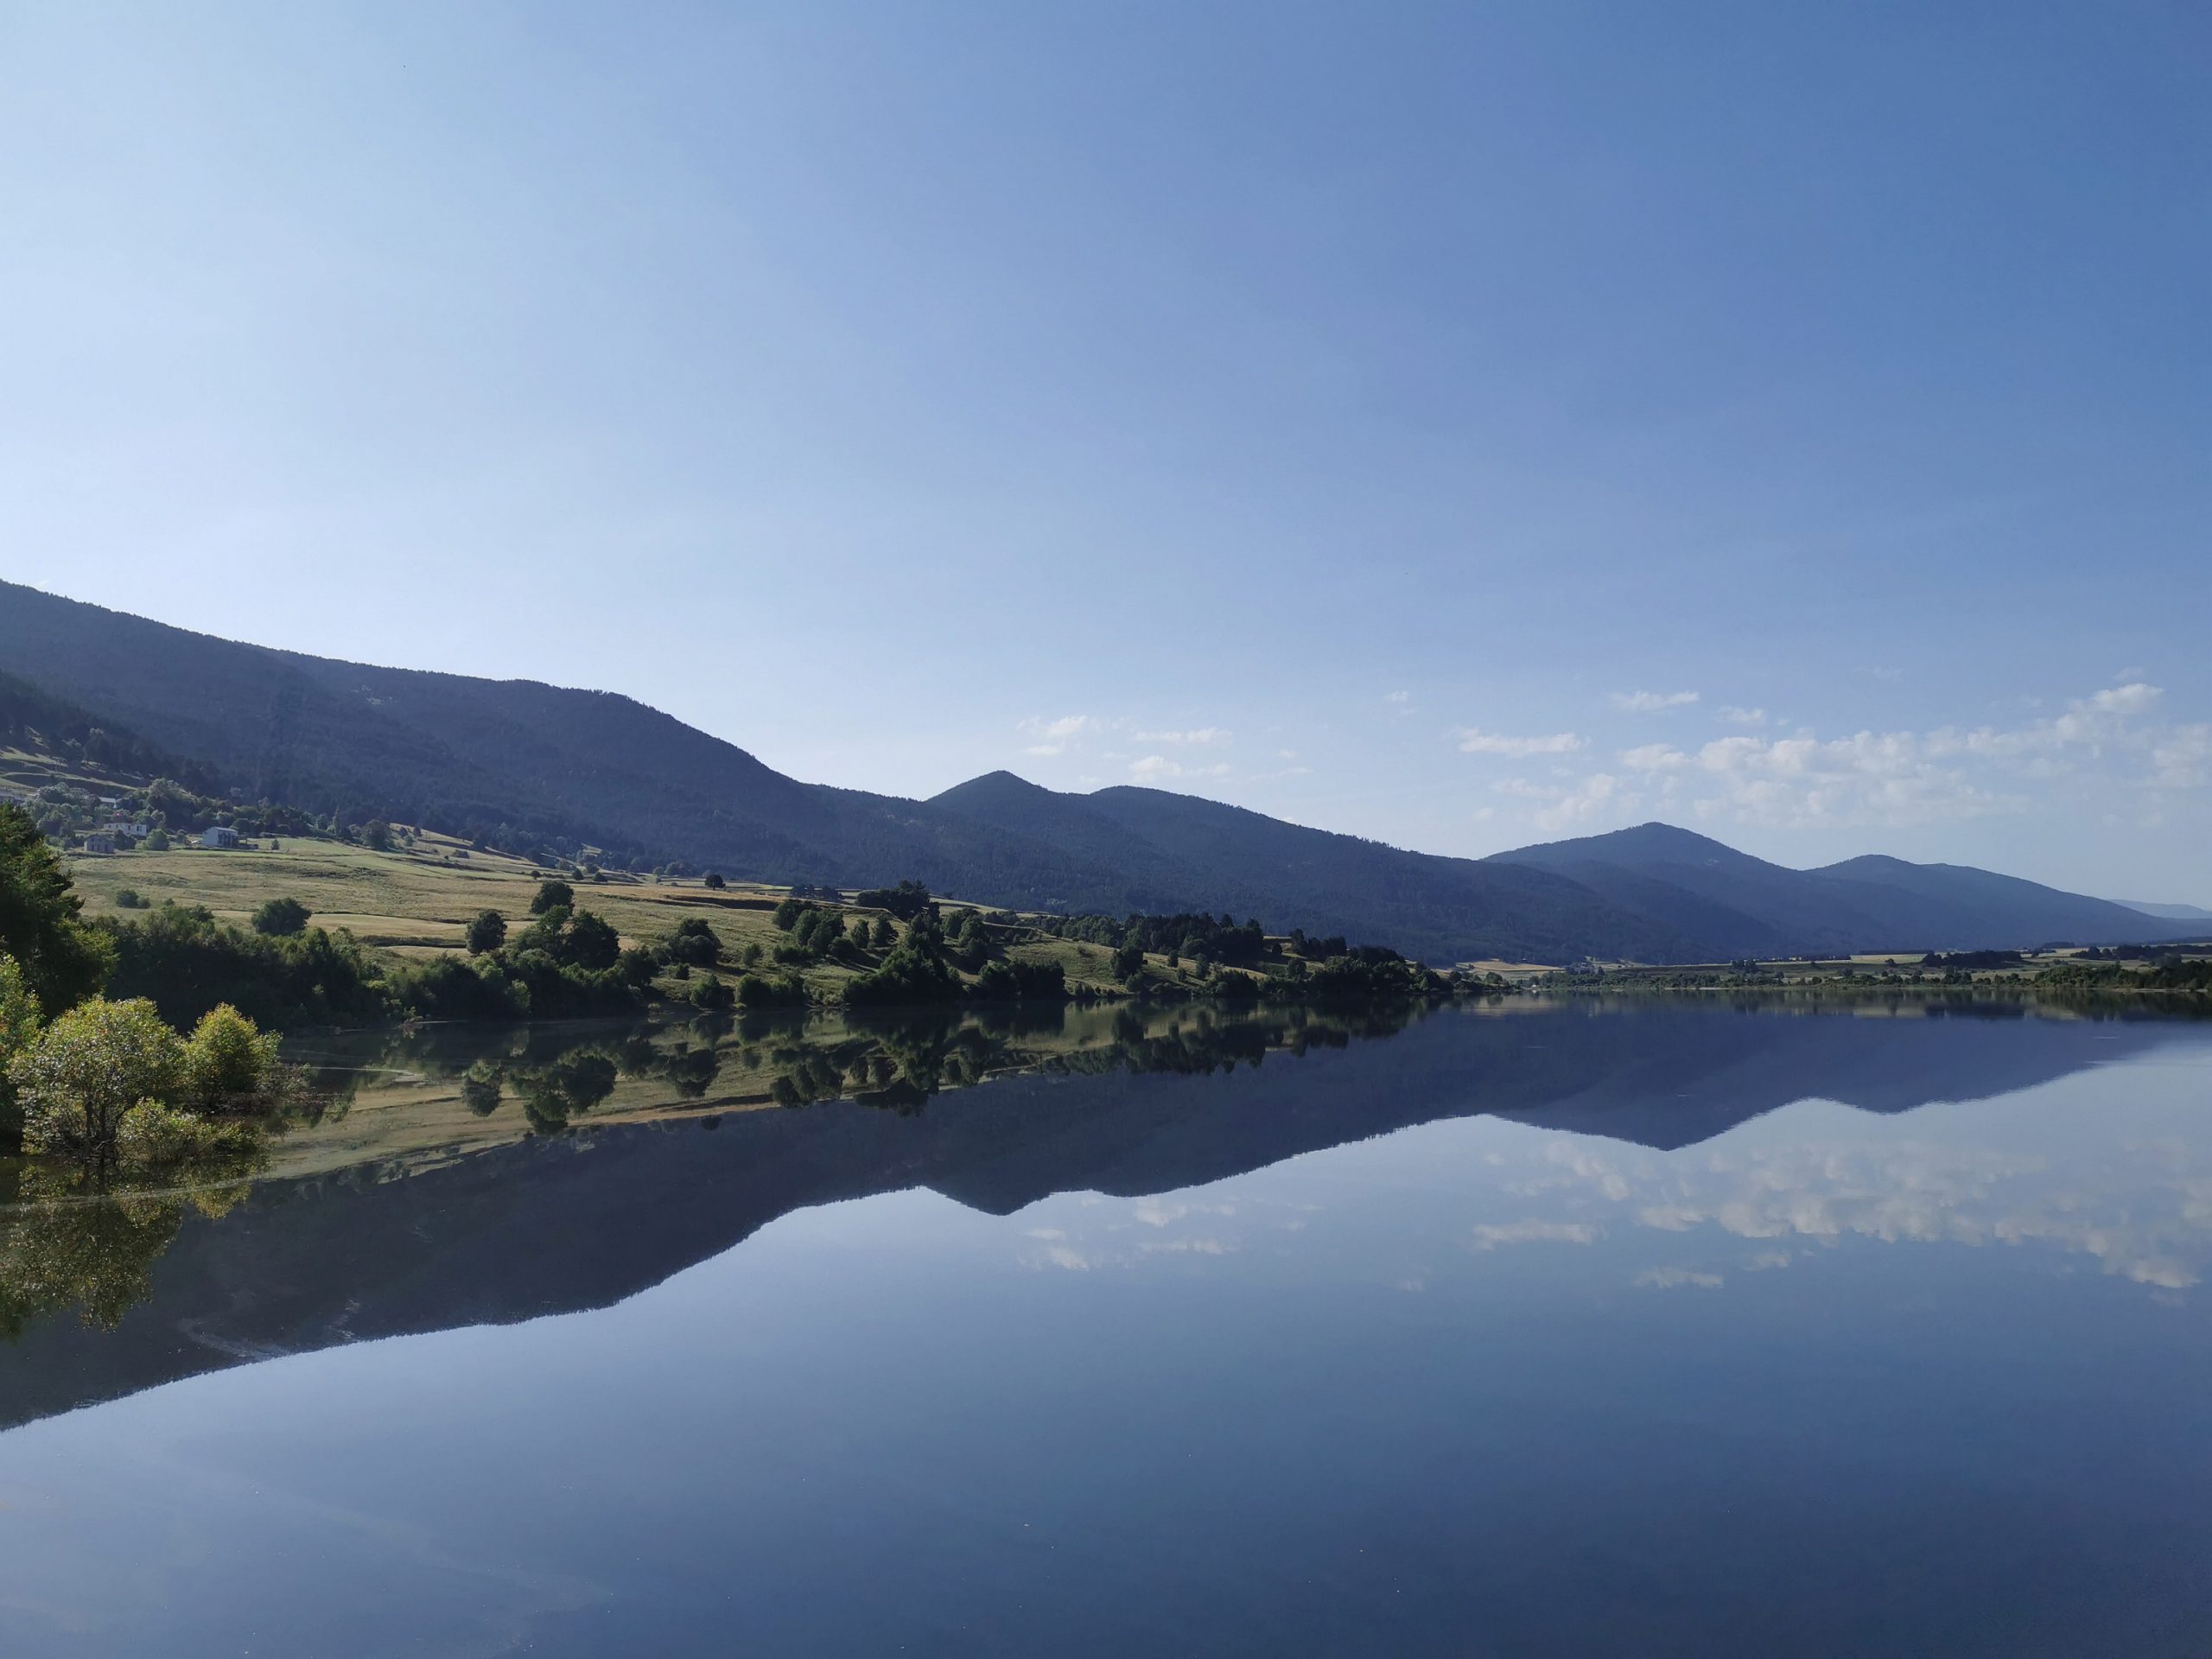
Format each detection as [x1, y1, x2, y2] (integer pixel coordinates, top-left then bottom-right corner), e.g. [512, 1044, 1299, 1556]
[0, 995, 2200, 1434]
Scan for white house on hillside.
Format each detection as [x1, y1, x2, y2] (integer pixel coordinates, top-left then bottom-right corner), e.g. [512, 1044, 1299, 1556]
[201, 825, 240, 849]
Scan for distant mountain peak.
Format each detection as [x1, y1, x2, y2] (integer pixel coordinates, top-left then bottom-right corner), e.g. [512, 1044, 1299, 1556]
[929, 769, 1057, 807]
[1489, 820, 1759, 869]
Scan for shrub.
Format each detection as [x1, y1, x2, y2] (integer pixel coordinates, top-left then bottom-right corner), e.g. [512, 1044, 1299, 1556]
[843, 945, 961, 1008]
[180, 1003, 285, 1113]
[251, 897, 311, 937]
[9, 997, 185, 1158]
[667, 918, 721, 966]
[116, 1100, 257, 1165]
[1211, 969, 1260, 1004]
[101, 904, 391, 1029]
[530, 880, 575, 916]
[735, 972, 808, 1009]
[856, 880, 934, 921]
[565, 910, 622, 971]
[113, 888, 150, 910]
[486, 950, 640, 1020]
[389, 955, 528, 1021]
[970, 959, 1068, 1003]
[512, 905, 622, 972]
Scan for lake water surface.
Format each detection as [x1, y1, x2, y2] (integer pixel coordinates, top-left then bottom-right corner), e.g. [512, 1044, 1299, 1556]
[2, 997, 2209, 1656]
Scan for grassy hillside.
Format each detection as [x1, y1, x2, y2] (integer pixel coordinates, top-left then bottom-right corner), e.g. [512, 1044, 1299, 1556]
[60, 832, 1194, 1004]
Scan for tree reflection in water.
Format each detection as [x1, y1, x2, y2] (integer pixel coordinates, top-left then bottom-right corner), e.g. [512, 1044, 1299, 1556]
[0, 992, 2195, 1380]
[0, 998, 1448, 1334]
[0, 1157, 259, 1336]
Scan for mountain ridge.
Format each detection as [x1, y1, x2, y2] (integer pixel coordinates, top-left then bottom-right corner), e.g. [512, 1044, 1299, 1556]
[0, 580, 2195, 962]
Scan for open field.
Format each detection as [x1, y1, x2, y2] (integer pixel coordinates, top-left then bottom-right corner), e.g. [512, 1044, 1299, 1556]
[67, 834, 575, 952]
[60, 830, 1185, 999]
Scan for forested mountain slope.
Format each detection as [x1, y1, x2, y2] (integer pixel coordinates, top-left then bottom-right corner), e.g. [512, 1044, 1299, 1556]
[1488, 823, 2189, 955]
[1, 581, 2187, 962]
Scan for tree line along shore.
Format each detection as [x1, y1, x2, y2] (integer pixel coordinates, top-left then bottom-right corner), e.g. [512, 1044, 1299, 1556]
[3, 804, 1517, 1175]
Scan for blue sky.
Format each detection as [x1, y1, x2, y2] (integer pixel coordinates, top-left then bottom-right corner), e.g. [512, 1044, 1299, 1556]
[2, 3, 2205, 898]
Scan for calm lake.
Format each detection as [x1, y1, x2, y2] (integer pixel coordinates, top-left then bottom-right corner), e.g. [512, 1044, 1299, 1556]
[3, 995, 2209, 1656]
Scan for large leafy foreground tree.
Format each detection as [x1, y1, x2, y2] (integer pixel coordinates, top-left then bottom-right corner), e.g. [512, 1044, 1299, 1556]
[0, 804, 110, 1013]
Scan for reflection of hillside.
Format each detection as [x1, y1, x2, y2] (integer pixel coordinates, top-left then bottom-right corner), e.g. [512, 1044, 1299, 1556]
[264, 1001, 1403, 1179]
[0, 999, 2196, 1433]
[1482, 998, 2183, 1150]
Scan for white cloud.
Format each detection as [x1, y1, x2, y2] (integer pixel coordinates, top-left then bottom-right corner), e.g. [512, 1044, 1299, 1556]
[1612, 690, 1700, 713]
[1503, 680, 2197, 834]
[1136, 1236, 1238, 1255]
[1385, 690, 1411, 704]
[1534, 773, 1624, 831]
[1497, 773, 1632, 830]
[1134, 727, 1231, 747]
[2086, 682, 2160, 717]
[1457, 727, 1587, 757]
[1022, 715, 1241, 760]
[1488, 1123, 2212, 1296]
[1016, 713, 1098, 758]
[1472, 1219, 1603, 1249]
[1636, 1267, 1725, 1290]
[1134, 1198, 1236, 1228]
[1717, 705, 1767, 727]
[1129, 754, 1230, 783]
[2151, 725, 2212, 790]
[1618, 743, 1688, 772]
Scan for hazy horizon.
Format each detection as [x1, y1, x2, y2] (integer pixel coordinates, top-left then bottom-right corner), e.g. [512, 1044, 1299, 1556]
[3, 4, 2204, 897]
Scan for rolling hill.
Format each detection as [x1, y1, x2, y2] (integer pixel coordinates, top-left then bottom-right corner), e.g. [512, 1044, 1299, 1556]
[2120, 899, 2212, 923]
[1487, 823, 2188, 958]
[0, 579, 2194, 963]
